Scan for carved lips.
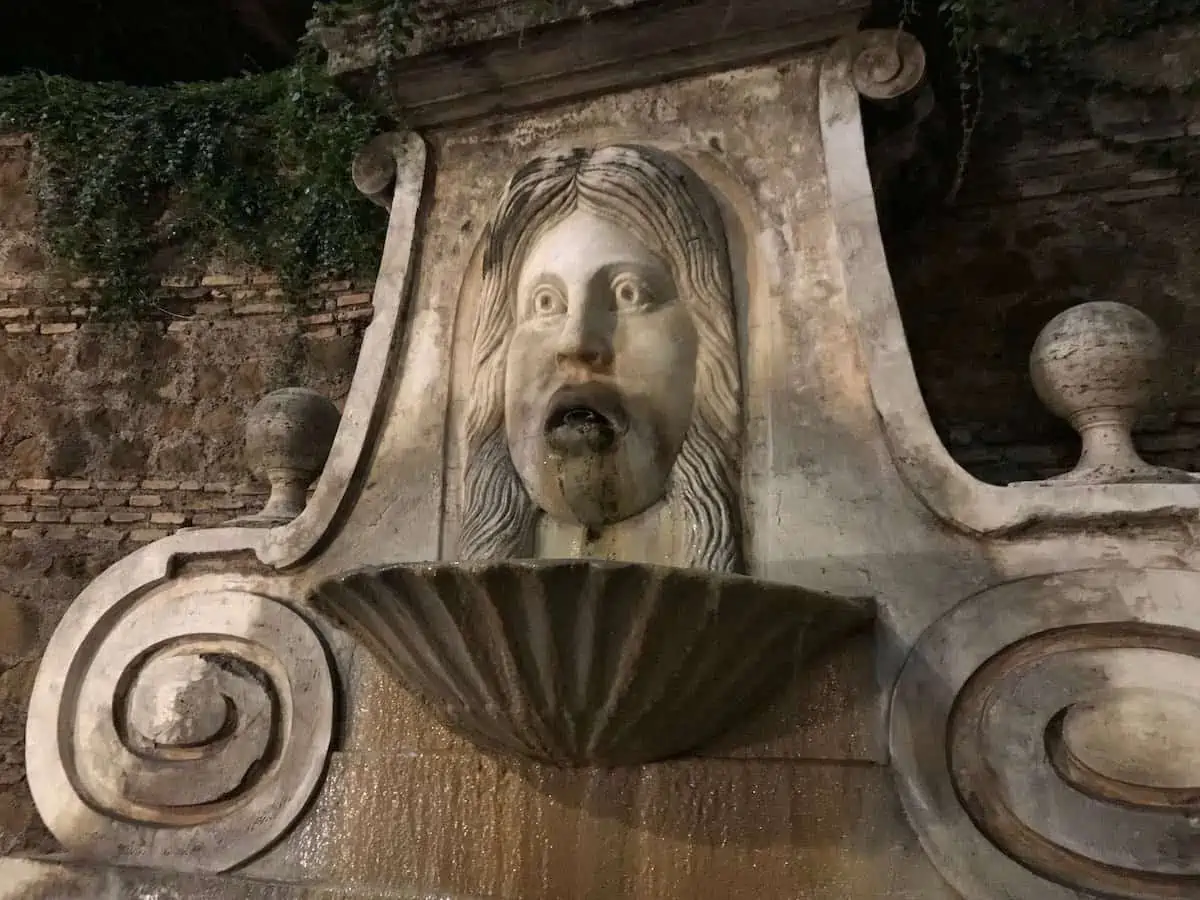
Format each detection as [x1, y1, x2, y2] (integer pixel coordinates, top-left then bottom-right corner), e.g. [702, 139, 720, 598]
[543, 382, 628, 457]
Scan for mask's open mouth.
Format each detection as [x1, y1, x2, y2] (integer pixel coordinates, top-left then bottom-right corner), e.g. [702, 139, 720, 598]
[543, 385, 626, 456]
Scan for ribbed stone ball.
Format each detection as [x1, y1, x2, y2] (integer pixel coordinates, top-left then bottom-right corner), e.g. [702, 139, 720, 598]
[1029, 301, 1165, 425]
[245, 388, 341, 478]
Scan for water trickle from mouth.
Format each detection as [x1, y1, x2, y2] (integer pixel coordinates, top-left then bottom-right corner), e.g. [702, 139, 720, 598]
[545, 405, 617, 455]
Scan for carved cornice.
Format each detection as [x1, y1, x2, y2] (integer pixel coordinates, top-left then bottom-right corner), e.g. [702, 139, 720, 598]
[321, 0, 869, 127]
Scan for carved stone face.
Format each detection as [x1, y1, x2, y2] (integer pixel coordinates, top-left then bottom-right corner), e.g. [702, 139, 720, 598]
[504, 210, 699, 527]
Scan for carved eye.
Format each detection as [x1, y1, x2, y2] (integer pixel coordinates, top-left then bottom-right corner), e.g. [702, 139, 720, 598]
[531, 285, 566, 317]
[612, 273, 654, 311]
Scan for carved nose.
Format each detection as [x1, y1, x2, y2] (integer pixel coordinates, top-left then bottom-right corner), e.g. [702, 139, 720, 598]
[555, 307, 613, 370]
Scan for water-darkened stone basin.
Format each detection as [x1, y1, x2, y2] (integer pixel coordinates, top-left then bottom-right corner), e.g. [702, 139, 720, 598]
[311, 559, 874, 766]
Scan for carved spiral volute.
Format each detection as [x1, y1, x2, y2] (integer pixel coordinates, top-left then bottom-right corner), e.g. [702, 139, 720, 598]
[893, 568, 1200, 899]
[27, 574, 334, 872]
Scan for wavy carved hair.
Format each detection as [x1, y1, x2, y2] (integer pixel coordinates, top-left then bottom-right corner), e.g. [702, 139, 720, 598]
[458, 144, 743, 572]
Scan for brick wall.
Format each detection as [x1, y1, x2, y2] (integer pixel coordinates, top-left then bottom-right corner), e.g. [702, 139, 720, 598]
[0, 273, 373, 340]
[0, 133, 372, 854]
[0, 477, 273, 545]
[889, 83, 1200, 485]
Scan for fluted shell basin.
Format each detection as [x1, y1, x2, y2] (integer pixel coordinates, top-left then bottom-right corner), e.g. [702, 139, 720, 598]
[310, 559, 874, 766]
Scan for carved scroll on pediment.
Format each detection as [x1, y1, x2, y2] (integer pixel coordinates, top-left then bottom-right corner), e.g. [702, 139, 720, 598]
[892, 568, 1200, 899]
[454, 144, 745, 574]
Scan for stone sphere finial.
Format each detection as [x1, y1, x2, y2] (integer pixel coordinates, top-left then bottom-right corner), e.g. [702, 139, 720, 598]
[352, 132, 413, 209]
[242, 388, 341, 524]
[1027, 301, 1191, 484]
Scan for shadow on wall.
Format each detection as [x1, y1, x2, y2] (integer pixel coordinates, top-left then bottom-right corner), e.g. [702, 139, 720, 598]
[888, 130, 1200, 486]
[0, 538, 122, 856]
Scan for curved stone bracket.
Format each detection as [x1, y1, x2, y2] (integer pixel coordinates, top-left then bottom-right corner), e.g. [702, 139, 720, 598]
[71, 133, 428, 572]
[891, 568, 1200, 899]
[819, 41, 1200, 536]
[260, 131, 428, 567]
[26, 573, 335, 873]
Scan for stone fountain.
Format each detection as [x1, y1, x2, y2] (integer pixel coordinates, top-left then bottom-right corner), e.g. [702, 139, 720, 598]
[4, 2, 1200, 899]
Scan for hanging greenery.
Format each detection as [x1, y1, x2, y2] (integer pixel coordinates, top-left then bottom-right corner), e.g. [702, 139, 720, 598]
[926, 0, 1200, 197]
[0, 63, 385, 317]
[1, 0, 1198, 318]
[304, 0, 425, 90]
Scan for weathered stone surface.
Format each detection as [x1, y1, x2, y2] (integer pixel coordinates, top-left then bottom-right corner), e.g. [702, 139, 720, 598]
[893, 568, 1200, 899]
[247, 753, 958, 900]
[319, 0, 868, 126]
[1024, 301, 1194, 484]
[337, 629, 882, 764]
[222, 38, 983, 897]
[0, 594, 36, 662]
[0, 318, 358, 481]
[239, 388, 340, 524]
[9, 9, 1200, 900]
[312, 559, 871, 766]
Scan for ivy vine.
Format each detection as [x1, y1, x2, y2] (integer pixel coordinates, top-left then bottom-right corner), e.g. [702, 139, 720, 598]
[303, 0, 425, 93]
[1, 0, 1199, 318]
[922, 0, 1200, 198]
[0, 61, 388, 317]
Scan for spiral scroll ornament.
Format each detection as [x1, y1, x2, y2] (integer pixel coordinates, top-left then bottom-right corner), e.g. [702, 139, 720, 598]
[892, 568, 1200, 900]
[848, 29, 926, 102]
[26, 575, 334, 872]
